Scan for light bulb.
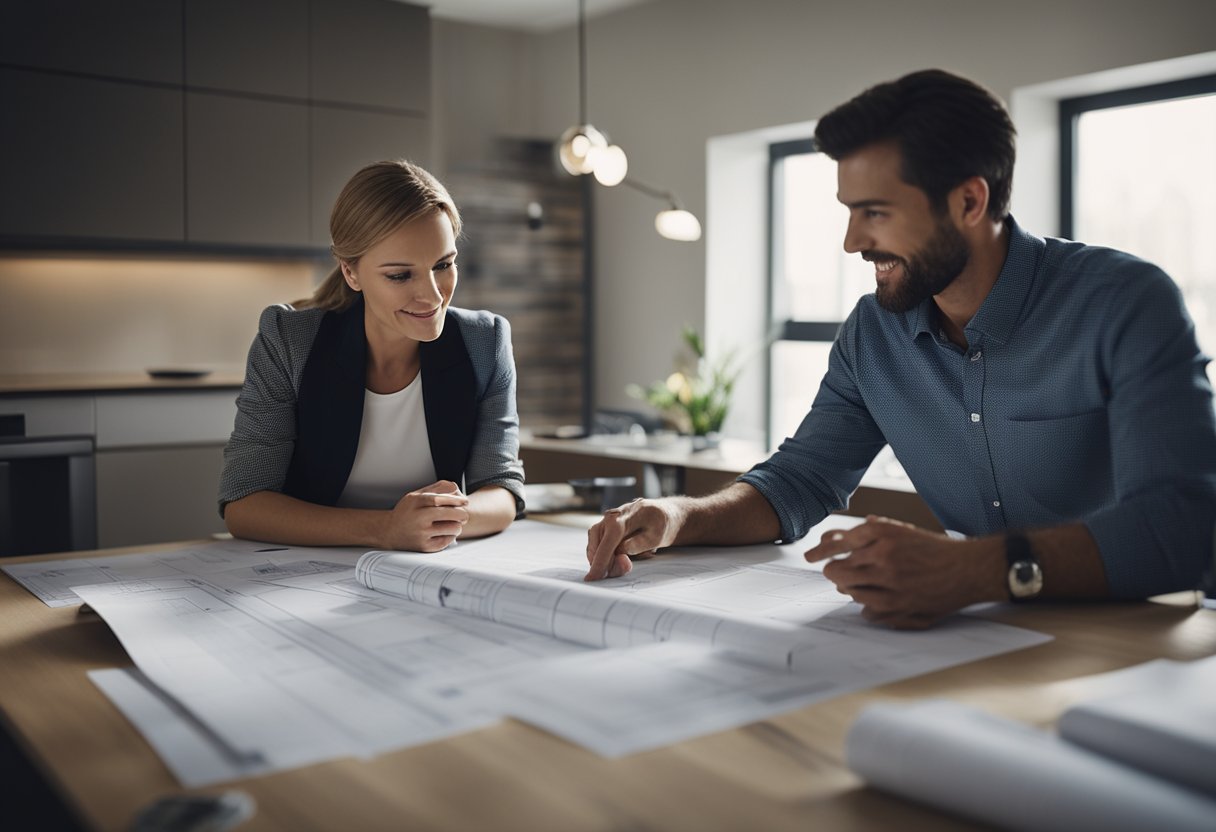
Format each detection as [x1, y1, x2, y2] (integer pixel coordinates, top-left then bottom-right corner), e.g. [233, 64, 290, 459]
[655, 209, 702, 242]
[592, 145, 628, 186]
[558, 124, 607, 175]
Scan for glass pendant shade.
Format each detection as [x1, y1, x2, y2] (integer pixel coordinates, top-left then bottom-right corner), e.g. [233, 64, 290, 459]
[655, 208, 702, 242]
[559, 124, 607, 175]
[591, 144, 628, 186]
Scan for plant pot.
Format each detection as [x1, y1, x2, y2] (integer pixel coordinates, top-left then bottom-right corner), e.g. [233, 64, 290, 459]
[689, 432, 721, 452]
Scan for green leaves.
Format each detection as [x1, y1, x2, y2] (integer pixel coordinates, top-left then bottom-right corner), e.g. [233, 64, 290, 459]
[630, 326, 742, 436]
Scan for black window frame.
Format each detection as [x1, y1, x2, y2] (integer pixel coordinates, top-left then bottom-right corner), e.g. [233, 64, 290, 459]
[1059, 73, 1216, 240]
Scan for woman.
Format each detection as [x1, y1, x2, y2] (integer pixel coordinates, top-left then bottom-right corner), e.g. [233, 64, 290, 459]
[218, 160, 523, 552]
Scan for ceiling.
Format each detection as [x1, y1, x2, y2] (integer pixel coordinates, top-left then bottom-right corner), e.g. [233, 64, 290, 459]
[419, 0, 655, 32]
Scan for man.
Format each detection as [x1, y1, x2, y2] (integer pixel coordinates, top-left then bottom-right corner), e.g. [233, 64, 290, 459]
[584, 69, 1216, 629]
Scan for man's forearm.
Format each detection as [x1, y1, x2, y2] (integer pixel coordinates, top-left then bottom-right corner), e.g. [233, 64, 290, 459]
[669, 482, 783, 547]
[1023, 522, 1110, 599]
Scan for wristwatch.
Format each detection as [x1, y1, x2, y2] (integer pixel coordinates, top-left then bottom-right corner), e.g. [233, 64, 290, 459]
[1005, 532, 1043, 600]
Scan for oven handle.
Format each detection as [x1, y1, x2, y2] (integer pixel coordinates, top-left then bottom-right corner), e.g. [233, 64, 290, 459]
[0, 437, 94, 460]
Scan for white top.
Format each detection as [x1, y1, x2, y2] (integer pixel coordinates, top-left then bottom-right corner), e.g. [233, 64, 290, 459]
[336, 373, 437, 510]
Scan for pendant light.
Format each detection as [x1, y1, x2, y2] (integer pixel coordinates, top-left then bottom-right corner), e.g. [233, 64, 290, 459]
[557, 0, 627, 184]
[556, 0, 701, 241]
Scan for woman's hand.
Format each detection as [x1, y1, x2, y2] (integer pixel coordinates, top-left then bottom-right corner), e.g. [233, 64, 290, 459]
[381, 480, 470, 552]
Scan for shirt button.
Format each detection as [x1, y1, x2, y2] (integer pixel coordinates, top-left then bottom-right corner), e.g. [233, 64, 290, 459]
[970, 413, 981, 423]
[970, 350, 983, 361]
[992, 500, 1001, 507]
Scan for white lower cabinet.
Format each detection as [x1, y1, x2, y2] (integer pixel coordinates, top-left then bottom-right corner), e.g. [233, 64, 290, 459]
[93, 390, 237, 548]
[96, 445, 228, 547]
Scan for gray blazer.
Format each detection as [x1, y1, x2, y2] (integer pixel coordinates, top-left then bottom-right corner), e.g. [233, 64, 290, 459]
[218, 297, 525, 516]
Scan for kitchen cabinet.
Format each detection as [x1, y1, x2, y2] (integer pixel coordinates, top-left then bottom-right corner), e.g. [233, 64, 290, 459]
[93, 390, 237, 548]
[0, 0, 432, 253]
[310, 105, 431, 245]
[0, 0, 182, 85]
[310, 0, 430, 113]
[95, 446, 227, 548]
[185, 0, 309, 99]
[0, 68, 184, 242]
[186, 92, 311, 247]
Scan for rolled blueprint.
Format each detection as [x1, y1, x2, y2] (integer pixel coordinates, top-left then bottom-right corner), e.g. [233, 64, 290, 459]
[845, 699, 1216, 832]
[1057, 657, 1216, 796]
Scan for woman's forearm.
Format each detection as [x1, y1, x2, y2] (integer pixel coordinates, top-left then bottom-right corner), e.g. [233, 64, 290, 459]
[460, 485, 517, 539]
[224, 486, 517, 548]
[223, 491, 390, 548]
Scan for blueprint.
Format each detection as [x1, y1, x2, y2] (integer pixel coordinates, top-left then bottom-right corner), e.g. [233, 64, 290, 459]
[2, 538, 359, 607]
[55, 519, 1050, 779]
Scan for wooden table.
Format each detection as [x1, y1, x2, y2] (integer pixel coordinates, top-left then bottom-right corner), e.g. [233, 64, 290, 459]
[2, 528, 1214, 832]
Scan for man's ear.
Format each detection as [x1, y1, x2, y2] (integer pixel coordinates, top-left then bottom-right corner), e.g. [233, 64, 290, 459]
[952, 176, 991, 227]
[340, 261, 360, 292]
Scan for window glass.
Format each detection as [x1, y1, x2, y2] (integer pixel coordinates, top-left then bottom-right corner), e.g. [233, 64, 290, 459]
[1073, 93, 1216, 385]
[775, 153, 873, 322]
[768, 340, 832, 445]
[768, 150, 874, 451]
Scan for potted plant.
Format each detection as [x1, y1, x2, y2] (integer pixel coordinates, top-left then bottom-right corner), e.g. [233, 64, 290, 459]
[628, 325, 741, 449]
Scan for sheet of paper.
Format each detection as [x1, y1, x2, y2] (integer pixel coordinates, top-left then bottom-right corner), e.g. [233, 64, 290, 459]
[74, 560, 580, 774]
[396, 517, 863, 624]
[355, 519, 1051, 756]
[358, 518, 1049, 673]
[420, 608, 1050, 757]
[846, 699, 1216, 832]
[68, 518, 1053, 777]
[89, 667, 274, 787]
[2, 539, 364, 607]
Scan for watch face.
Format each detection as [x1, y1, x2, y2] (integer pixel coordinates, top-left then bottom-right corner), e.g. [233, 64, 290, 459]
[1009, 560, 1043, 599]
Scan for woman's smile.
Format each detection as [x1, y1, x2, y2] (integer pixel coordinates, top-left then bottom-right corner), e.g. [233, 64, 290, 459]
[402, 307, 440, 319]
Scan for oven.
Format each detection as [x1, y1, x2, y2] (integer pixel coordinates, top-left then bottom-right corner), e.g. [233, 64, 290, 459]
[0, 428, 97, 557]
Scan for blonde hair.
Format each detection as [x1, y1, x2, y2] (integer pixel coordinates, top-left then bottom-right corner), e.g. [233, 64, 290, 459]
[295, 160, 462, 311]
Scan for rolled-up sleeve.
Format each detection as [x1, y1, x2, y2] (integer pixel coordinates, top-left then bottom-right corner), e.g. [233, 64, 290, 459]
[739, 312, 887, 542]
[1083, 270, 1216, 597]
[217, 306, 305, 516]
[465, 314, 526, 512]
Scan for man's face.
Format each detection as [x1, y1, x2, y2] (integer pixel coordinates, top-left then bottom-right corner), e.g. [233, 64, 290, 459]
[836, 141, 970, 313]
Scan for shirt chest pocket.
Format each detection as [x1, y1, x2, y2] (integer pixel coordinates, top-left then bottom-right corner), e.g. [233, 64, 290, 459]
[1001, 408, 1114, 519]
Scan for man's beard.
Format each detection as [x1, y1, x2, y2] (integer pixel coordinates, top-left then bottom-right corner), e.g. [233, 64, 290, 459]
[868, 218, 971, 313]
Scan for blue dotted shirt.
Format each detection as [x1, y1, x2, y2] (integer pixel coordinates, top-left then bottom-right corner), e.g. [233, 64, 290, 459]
[740, 217, 1216, 597]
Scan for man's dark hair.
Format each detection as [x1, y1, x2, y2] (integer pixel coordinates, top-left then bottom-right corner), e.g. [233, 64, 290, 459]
[813, 69, 1016, 221]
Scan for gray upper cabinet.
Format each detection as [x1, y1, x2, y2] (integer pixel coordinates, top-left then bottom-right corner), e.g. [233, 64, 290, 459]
[310, 0, 430, 113]
[1, 0, 430, 252]
[310, 106, 431, 245]
[186, 93, 310, 247]
[0, 0, 182, 84]
[185, 0, 309, 99]
[0, 68, 184, 242]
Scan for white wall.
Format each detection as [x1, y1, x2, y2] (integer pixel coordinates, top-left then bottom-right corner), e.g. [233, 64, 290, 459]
[434, 0, 1216, 426]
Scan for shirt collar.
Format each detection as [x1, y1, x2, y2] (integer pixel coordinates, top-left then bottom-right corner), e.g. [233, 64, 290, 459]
[910, 215, 1044, 345]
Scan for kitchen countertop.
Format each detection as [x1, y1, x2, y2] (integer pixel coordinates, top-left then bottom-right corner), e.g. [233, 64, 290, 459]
[0, 370, 246, 395]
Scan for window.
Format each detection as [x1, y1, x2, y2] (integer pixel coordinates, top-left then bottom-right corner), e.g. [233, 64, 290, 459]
[1061, 75, 1216, 386]
[765, 140, 872, 449]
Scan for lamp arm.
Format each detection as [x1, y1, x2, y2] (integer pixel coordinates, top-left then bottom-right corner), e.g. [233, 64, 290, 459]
[620, 177, 681, 208]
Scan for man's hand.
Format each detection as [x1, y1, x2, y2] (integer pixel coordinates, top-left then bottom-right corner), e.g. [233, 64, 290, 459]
[804, 515, 1005, 629]
[584, 498, 685, 581]
[381, 480, 470, 553]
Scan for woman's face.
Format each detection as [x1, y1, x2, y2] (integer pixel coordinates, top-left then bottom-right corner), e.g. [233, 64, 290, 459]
[342, 211, 458, 344]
